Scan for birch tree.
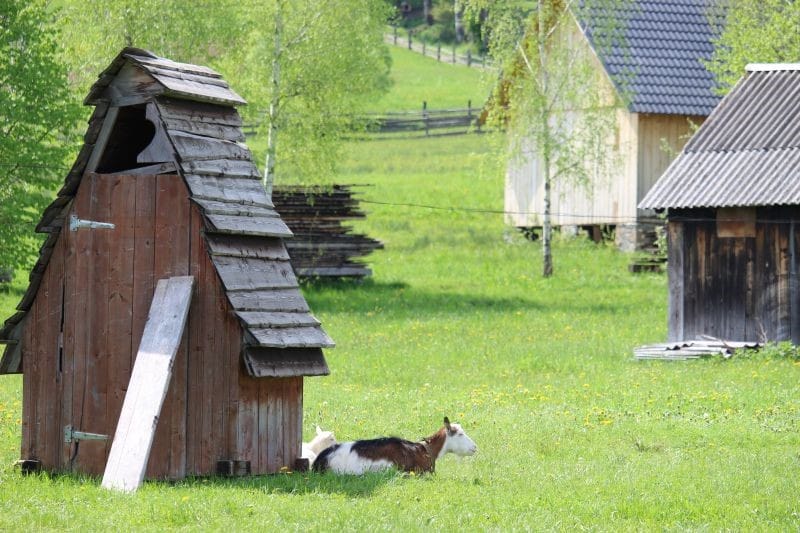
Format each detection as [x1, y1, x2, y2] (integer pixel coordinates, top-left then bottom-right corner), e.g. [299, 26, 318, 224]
[465, 0, 624, 277]
[220, 0, 391, 194]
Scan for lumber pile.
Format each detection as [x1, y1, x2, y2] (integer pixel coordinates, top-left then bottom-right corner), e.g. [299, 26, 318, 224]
[272, 185, 383, 278]
[633, 338, 762, 360]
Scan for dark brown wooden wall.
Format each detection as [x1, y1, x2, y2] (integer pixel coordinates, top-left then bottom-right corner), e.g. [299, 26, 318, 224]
[21, 172, 302, 478]
[668, 207, 800, 343]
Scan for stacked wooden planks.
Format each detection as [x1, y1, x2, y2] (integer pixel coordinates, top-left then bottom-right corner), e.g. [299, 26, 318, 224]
[272, 185, 383, 279]
[633, 338, 762, 360]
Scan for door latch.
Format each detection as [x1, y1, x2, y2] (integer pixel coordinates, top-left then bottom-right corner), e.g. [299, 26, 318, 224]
[64, 425, 109, 443]
[69, 215, 115, 232]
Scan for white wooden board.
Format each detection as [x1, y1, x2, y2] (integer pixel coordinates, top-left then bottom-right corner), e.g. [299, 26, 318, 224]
[101, 276, 194, 493]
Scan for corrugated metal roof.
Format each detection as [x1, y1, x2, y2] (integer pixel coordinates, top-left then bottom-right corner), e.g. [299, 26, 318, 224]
[639, 65, 800, 209]
[578, 0, 722, 116]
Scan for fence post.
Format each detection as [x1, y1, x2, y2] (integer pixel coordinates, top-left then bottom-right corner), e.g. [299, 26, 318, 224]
[467, 50, 472, 67]
[452, 44, 456, 64]
[423, 101, 429, 137]
[481, 53, 485, 68]
[393, 25, 398, 45]
[422, 41, 426, 57]
[437, 43, 441, 61]
[408, 29, 412, 50]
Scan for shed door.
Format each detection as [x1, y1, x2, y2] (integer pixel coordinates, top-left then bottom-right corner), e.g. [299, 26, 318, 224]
[61, 173, 158, 475]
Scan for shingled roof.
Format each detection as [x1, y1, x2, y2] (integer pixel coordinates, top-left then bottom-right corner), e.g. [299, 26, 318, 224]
[578, 0, 723, 116]
[0, 48, 333, 375]
[639, 64, 800, 210]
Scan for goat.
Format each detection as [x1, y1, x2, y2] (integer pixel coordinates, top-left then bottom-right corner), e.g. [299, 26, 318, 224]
[301, 425, 336, 466]
[313, 417, 476, 475]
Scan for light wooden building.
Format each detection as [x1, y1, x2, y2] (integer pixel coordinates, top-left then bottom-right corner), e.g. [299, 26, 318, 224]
[0, 48, 333, 479]
[505, 0, 722, 250]
[640, 64, 800, 343]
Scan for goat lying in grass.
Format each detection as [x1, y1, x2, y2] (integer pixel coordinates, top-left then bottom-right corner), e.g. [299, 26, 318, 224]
[313, 417, 476, 474]
[301, 426, 336, 466]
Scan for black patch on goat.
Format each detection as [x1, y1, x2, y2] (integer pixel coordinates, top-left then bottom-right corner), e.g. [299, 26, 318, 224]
[353, 437, 433, 472]
[312, 443, 341, 472]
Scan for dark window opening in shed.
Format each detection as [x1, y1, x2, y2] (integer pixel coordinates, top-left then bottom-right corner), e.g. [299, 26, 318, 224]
[95, 105, 156, 173]
[717, 207, 756, 238]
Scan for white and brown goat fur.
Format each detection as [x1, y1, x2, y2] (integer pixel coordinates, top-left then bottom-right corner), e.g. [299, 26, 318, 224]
[301, 426, 336, 466]
[313, 417, 477, 475]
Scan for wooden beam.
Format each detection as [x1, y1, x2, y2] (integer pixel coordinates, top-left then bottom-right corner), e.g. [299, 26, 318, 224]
[101, 276, 194, 493]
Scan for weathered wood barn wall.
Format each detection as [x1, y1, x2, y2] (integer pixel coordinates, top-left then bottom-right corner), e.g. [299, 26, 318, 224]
[505, 0, 721, 250]
[641, 64, 800, 344]
[0, 48, 333, 479]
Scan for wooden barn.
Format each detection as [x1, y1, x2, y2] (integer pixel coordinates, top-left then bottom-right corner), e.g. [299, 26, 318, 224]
[505, 0, 722, 250]
[640, 63, 800, 344]
[0, 48, 334, 479]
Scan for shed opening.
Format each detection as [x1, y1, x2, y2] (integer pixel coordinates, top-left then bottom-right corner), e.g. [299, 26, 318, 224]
[95, 105, 156, 173]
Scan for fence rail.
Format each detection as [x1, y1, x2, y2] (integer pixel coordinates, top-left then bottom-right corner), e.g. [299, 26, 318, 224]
[385, 28, 494, 70]
[243, 102, 485, 139]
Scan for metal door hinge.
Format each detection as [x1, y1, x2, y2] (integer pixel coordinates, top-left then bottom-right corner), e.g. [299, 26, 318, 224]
[69, 215, 115, 232]
[64, 425, 109, 443]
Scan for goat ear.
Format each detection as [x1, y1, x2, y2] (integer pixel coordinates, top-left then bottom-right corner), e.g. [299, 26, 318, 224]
[444, 417, 452, 433]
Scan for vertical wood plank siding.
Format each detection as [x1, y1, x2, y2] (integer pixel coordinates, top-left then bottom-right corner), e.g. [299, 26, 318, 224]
[668, 207, 800, 343]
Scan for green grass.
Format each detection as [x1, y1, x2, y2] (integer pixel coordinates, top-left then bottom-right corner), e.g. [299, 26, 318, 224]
[1, 133, 799, 530]
[370, 47, 491, 111]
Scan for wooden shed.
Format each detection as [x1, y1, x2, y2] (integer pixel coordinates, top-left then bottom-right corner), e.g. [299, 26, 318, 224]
[0, 48, 334, 479]
[640, 63, 800, 343]
[505, 0, 722, 250]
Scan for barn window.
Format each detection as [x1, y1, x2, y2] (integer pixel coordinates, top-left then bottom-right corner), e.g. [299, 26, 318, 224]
[717, 207, 756, 238]
[94, 105, 156, 173]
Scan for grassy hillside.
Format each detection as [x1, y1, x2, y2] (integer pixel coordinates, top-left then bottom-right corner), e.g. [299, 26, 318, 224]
[370, 47, 492, 111]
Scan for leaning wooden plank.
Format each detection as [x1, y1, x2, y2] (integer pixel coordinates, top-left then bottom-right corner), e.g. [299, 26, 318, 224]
[101, 276, 194, 493]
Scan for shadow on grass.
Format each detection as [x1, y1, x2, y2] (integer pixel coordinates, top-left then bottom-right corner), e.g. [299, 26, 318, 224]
[301, 278, 625, 315]
[13, 468, 405, 498]
[173, 470, 409, 497]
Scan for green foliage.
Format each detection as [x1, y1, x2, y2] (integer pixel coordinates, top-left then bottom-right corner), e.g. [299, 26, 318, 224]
[218, 0, 392, 185]
[54, 0, 244, 95]
[0, 0, 82, 270]
[707, 0, 800, 93]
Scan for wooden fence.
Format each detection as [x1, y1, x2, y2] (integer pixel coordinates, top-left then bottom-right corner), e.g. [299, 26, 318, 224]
[243, 102, 484, 139]
[357, 103, 482, 138]
[385, 28, 493, 70]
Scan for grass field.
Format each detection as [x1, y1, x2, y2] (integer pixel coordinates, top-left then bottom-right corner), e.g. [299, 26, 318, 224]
[369, 47, 491, 111]
[1, 40, 799, 530]
[1, 133, 799, 530]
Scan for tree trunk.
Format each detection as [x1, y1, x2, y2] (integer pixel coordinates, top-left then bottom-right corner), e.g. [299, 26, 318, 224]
[264, 1, 283, 199]
[423, 0, 433, 25]
[538, 0, 553, 278]
[454, 0, 465, 42]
